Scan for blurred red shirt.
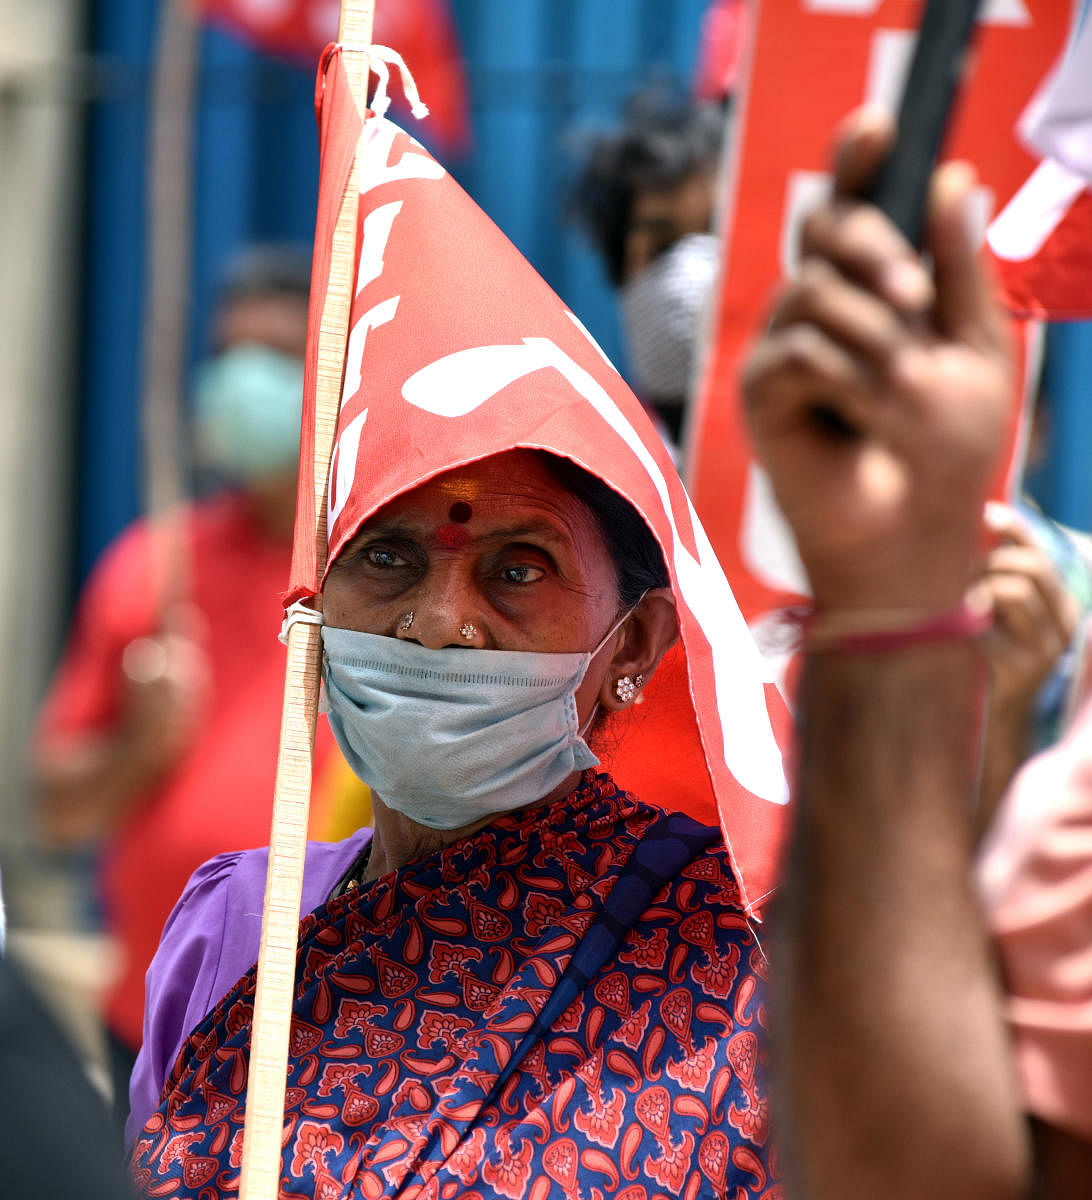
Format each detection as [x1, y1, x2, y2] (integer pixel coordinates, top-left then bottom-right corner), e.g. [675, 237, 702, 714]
[36, 492, 337, 1050]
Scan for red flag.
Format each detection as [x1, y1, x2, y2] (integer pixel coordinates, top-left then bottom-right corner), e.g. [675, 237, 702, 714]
[988, 14, 1092, 320]
[694, 0, 749, 101]
[289, 48, 792, 917]
[195, 0, 471, 153]
[687, 0, 1076, 692]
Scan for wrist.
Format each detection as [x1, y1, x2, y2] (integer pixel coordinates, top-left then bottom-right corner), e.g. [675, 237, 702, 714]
[798, 638, 990, 839]
[800, 596, 992, 656]
[802, 532, 983, 617]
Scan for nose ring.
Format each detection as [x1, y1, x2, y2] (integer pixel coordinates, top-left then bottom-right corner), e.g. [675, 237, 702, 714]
[459, 622, 478, 640]
[399, 611, 415, 631]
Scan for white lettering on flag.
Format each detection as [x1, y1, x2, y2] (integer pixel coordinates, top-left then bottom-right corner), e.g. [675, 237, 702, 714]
[867, 29, 915, 112]
[803, 0, 881, 13]
[980, 0, 1031, 25]
[741, 464, 809, 595]
[358, 118, 446, 196]
[988, 158, 1087, 259]
[342, 297, 400, 406]
[401, 344, 545, 417]
[781, 172, 830, 276]
[329, 408, 369, 529]
[356, 202, 403, 296]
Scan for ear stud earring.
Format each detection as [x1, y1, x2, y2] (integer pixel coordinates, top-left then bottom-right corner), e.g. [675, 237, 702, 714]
[615, 676, 636, 703]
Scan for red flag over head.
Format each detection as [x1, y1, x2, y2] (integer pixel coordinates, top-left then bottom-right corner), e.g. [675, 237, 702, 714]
[290, 48, 791, 918]
[195, 0, 470, 153]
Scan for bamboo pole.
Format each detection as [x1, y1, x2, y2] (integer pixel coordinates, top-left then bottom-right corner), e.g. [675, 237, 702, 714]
[142, 0, 198, 631]
[238, 4, 374, 1196]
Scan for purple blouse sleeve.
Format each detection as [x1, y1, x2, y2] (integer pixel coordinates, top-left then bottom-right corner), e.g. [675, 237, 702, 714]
[126, 831, 371, 1149]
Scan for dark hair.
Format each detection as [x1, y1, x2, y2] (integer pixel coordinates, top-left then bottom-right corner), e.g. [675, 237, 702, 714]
[568, 86, 724, 287]
[216, 243, 312, 307]
[539, 453, 669, 608]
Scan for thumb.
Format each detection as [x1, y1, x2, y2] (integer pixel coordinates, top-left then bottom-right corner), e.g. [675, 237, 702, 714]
[927, 161, 1005, 351]
[830, 105, 896, 200]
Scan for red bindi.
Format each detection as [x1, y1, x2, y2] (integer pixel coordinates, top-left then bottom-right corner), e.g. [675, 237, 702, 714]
[448, 501, 472, 523]
[434, 524, 468, 549]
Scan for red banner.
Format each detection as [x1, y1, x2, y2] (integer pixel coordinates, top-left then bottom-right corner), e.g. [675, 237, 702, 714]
[687, 0, 1078, 687]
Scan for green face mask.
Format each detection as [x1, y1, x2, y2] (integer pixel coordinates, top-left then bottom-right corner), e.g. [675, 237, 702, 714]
[192, 342, 305, 481]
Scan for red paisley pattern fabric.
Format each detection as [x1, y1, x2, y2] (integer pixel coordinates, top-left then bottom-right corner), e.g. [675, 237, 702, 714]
[131, 774, 779, 1198]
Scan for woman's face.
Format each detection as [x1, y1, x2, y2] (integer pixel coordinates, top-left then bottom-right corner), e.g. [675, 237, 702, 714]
[324, 452, 625, 705]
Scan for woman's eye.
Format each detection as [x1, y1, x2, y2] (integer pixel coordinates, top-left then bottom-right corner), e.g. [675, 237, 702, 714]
[366, 546, 408, 568]
[500, 564, 545, 585]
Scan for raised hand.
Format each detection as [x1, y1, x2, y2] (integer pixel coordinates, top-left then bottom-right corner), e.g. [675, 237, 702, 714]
[742, 108, 1011, 614]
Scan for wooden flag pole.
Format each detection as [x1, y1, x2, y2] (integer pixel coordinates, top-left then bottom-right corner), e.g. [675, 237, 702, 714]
[142, 0, 198, 631]
[238, 3, 374, 1197]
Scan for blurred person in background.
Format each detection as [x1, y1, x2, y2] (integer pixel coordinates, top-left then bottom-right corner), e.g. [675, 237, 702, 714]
[31, 244, 343, 1129]
[565, 1, 748, 450]
[974, 495, 1091, 833]
[0, 952, 135, 1199]
[747, 108, 1092, 1198]
[568, 85, 725, 446]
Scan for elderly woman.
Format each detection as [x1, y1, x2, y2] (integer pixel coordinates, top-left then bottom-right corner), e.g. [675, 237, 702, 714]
[128, 105, 787, 1200]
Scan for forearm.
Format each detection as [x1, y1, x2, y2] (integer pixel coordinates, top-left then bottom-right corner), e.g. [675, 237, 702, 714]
[976, 696, 1035, 840]
[774, 645, 1031, 1200]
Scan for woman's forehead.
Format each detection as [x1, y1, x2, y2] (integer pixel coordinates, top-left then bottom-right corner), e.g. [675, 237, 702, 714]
[367, 451, 589, 528]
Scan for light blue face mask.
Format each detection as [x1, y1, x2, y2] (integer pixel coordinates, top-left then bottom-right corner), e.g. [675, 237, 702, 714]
[321, 615, 631, 830]
[192, 342, 305, 480]
[619, 232, 718, 402]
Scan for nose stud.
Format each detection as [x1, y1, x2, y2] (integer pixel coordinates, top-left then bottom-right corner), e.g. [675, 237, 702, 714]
[459, 622, 478, 640]
[399, 611, 415, 632]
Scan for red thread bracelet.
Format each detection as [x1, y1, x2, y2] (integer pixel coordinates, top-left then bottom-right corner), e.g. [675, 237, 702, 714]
[801, 598, 993, 655]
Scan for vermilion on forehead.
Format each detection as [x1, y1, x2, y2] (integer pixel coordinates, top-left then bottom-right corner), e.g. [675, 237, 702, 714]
[432, 523, 469, 550]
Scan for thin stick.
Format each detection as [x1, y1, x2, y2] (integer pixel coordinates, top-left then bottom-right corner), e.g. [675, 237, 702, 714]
[237, 3, 374, 1197]
[142, 0, 198, 632]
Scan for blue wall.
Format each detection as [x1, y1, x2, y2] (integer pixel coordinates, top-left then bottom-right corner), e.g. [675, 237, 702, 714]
[78, 0, 708, 584]
[1028, 323, 1092, 530]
